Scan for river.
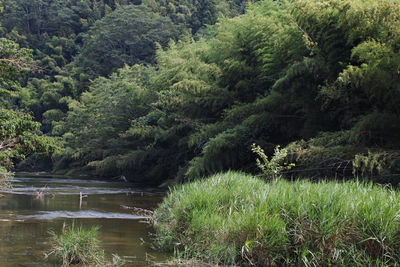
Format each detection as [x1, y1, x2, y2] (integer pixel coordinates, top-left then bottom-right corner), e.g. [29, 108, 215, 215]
[0, 174, 170, 266]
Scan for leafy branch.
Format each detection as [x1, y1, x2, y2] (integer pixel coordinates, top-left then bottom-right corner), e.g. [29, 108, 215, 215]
[251, 143, 295, 179]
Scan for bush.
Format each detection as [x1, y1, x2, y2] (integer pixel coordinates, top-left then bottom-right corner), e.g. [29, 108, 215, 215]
[0, 166, 12, 188]
[281, 132, 400, 184]
[154, 171, 400, 266]
[46, 223, 124, 266]
[252, 144, 295, 179]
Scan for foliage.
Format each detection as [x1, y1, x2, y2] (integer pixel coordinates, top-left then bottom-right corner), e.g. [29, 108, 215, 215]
[251, 144, 294, 179]
[0, 107, 58, 179]
[144, 0, 254, 34]
[0, 166, 12, 188]
[353, 151, 400, 182]
[0, 0, 251, 133]
[52, 64, 160, 181]
[154, 171, 400, 266]
[0, 36, 58, 178]
[75, 5, 184, 78]
[2, 0, 399, 184]
[279, 132, 361, 178]
[0, 108, 58, 165]
[0, 38, 33, 103]
[276, 132, 400, 184]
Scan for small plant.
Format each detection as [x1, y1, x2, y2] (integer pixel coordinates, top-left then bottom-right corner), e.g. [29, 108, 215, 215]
[0, 166, 12, 189]
[46, 222, 106, 266]
[251, 144, 294, 178]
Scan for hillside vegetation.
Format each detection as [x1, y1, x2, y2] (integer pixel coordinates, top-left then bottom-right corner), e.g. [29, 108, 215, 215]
[1, 0, 399, 184]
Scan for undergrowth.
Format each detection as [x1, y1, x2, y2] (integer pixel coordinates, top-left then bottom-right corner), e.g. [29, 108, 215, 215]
[153, 171, 400, 266]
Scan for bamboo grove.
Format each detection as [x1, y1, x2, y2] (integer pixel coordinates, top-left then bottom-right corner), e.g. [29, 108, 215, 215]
[1, 0, 399, 184]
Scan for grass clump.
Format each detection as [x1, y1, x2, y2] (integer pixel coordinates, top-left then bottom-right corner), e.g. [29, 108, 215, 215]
[47, 223, 124, 266]
[153, 171, 400, 266]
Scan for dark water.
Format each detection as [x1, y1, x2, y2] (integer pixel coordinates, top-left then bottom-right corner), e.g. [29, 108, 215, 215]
[0, 174, 170, 266]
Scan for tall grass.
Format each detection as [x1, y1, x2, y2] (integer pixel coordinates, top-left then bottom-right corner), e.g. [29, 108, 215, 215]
[47, 223, 104, 266]
[153, 171, 400, 266]
[46, 222, 127, 266]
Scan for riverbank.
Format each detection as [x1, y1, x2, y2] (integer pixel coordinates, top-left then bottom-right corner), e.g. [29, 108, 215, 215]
[153, 171, 400, 266]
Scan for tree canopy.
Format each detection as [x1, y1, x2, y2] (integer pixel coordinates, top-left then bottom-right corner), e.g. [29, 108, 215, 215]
[1, 0, 399, 184]
[0, 36, 57, 181]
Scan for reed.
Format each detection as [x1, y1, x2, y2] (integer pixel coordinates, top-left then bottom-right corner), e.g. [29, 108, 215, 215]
[47, 222, 105, 266]
[154, 171, 400, 266]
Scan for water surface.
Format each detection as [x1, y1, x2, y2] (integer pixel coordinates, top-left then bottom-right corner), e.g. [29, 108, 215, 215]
[0, 174, 169, 266]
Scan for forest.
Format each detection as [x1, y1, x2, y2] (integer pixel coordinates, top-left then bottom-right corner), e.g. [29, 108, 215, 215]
[1, 0, 399, 184]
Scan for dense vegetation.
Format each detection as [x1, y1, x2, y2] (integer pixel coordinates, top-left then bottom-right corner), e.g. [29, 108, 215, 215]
[1, 0, 399, 185]
[154, 172, 400, 266]
[0, 35, 56, 182]
[0, 0, 254, 179]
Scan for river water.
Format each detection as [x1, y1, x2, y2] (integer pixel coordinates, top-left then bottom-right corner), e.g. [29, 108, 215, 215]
[0, 174, 170, 266]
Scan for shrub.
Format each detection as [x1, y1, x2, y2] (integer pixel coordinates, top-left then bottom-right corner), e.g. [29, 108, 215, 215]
[154, 171, 400, 266]
[252, 144, 295, 179]
[282, 132, 400, 183]
[0, 166, 12, 188]
[46, 223, 109, 266]
[353, 151, 400, 182]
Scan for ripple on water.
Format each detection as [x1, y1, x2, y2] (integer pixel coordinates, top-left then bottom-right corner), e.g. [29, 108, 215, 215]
[1, 186, 135, 195]
[18, 210, 148, 220]
[2, 177, 165, 196]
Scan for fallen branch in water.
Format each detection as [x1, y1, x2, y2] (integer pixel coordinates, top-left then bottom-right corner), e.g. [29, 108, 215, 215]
[34, 185, 55, 199]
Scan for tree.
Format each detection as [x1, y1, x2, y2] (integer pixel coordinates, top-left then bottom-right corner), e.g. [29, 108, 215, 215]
[0, 37, 58, 182]
[0, 37, 33, 103]
[75, 5, 184, 78]
[52, 65, 156, 180]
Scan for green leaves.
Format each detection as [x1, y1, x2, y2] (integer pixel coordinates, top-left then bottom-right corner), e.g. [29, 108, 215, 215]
[39, 0, 400, 184]
[0, 108, 59, 169]
[0, 38, 33, 103]
[252, 144, 295, 179]
[76, 5, 183, 77]
[0, 36, 58, 178]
